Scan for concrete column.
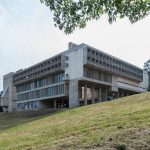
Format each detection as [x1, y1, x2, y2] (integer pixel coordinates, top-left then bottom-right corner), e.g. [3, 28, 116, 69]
[116, 92, 121, 98]
[99, 87, 102, 102]
[31, 82, 34, 90]
[105, 88, 108, 101]
[84, 84, 87, 106]
[92, 86, 95, 104]
[121, 91, 124, 97]
[54, 99, 57, 109]
[61, 100, 64, 108]
[69, 80, 79, 108]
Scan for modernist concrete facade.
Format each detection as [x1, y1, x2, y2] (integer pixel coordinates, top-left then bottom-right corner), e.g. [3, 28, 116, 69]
[0, 73, 16, 111]
[141, 70, 150, 91]
[1, 43, 149, 111]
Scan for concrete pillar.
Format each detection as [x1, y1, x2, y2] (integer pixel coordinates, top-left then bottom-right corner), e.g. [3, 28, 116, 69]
[99, 87, 102, 102]
[61, 100, 64, 108]
[116, 92, 119, 99]
[105, 88, 108, 101]
[69, 80, 79, 107]
[84, 84, 87, 106]
[121, 91, 124, 97]
[92, 86, 95, 104]
[54, 99, 57, 108]
[31, 82, 34, 90]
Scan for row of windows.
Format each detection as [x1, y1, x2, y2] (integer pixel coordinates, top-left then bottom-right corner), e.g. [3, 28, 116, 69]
[87, 48, 142, 73]
[84, 67, 112, 83]
[17, 101, 38, 111]
[87, 57, 142, 80]
[14, 55, 62, 79]
[16, 83, 32, 93]
[13, 63, 62, 84]
[13, 54, 65, 85]
[17, 84, 64, 101]
[87, 48, 142, 72]
[16, 72, 64, 93]
[34, 73, 64, 88]
[87, 49, 143, 81]
[87, 57, 141, 73]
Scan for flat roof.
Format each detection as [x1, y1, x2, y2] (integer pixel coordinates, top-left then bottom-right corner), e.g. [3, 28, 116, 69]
[14, 42, 143, 75]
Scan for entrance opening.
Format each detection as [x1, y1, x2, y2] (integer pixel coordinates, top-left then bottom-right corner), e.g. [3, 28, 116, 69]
[38, 97, 69, 109]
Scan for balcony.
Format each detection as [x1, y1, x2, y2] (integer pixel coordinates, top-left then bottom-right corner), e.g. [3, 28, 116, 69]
[118, 81, 146, 93]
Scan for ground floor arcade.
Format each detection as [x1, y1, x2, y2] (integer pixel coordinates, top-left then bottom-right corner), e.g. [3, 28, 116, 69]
[16, 80, 139, 111]
[74, 80, 138, 107]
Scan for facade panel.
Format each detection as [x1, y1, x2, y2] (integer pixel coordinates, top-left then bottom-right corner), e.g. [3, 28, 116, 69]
[13, 55, 66, 85]
[85, 47, 143, 82]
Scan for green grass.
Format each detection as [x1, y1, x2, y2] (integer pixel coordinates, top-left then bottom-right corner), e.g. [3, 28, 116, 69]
[0, 93, 150, 150]
[0, 109, 63, 131]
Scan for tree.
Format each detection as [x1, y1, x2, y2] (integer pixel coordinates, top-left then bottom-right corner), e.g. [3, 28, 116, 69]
[40, 0, 150, 34]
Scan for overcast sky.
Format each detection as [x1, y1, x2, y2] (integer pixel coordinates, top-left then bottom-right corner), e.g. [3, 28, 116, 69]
[0, 0, 150, 91]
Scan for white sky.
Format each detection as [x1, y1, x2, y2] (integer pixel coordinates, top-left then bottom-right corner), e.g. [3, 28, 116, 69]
[0, 0, 150, 91]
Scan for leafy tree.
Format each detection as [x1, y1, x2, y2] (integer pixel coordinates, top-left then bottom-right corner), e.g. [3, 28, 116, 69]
[40, 0, 150, 34]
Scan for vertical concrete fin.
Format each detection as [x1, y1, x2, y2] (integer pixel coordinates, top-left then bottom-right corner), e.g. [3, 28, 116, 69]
[69, 80, 79, 107]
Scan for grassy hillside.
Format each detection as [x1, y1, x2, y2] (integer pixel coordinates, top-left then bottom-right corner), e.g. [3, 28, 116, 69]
[0, 93, 150, 150]
[0, 109, 62, 131]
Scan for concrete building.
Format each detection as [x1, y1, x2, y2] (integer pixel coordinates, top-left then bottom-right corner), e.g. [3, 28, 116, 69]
[140, 70, 150, 91]
[1, 43, 149, 111]
[0, 91, 2, 103]
[0, 73, 16, 111]
[0, 91, 3, 111]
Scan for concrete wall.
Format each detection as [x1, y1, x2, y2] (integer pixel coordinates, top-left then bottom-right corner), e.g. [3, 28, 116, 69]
[65, 47, 84, 80]
[118, 82, 145, 93]
[69, 80, 79, 107]
[118, 77, 140, 87]
[140, 70, 150, 91]
[111, 75, 146, 93]
[2, 73, 16, 111]
[85, 44, 143, 82]
[38, 100, 50, 109]
[65, 44, 85, 107]
[1, 88, 9, 106]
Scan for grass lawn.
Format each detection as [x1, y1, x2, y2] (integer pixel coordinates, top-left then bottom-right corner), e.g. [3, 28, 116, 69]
[0, 93, 150, 150]
[0, 109, 62, 131]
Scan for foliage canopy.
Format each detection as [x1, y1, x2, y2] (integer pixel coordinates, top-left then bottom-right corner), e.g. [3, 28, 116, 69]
[40, 0, 150, 34]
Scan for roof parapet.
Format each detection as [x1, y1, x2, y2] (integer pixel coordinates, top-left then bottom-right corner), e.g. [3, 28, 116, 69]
[68, 42, 78, 49]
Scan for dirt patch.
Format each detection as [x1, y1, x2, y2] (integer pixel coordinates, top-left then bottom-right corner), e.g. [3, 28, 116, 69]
[88, 127, 150, 150]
